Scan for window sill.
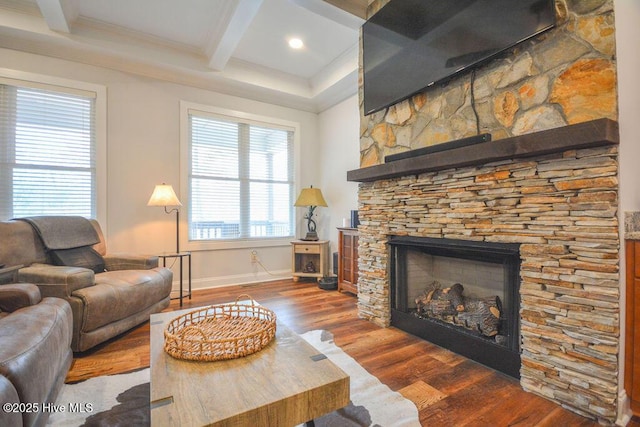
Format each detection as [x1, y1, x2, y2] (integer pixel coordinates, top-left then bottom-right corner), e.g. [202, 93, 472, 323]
[184, 237, 296, 252]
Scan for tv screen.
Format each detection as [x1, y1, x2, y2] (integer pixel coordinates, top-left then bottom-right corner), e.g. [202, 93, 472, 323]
[362, 0, 556, 115]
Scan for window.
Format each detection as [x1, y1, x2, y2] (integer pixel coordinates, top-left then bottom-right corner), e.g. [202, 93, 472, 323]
[0, 76, 101, 220]
[185, 105, 296, 244]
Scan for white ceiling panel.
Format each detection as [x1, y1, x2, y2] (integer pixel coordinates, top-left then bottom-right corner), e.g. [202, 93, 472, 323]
[0, 0, 364, 112]
[76, 0, 223, 48]
[232, 0, 358, 78]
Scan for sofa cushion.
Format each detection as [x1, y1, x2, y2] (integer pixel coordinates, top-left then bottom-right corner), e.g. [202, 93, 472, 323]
[73, 268, 172, 332]
[0, 220, 48, 267]
[89, 219, 107, 256]
[50, 245, 106, 274]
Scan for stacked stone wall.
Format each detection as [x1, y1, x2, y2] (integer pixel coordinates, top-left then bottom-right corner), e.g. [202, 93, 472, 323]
[357, 145, 619, 423]
[359, 0, 617, 168]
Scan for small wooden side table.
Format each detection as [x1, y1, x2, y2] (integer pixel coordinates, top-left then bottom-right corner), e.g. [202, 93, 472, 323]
[291, 240, 329, 282]
[158, 252, 191, 306]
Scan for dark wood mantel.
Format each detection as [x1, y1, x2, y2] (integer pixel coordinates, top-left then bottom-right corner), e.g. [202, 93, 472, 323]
[347, 118, 619, 183]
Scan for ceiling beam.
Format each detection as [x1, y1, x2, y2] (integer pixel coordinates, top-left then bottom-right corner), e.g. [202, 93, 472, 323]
[292, 0, 364, 29]
[206, 0, 263, 71]
[35, 0, 79, 33]
[321, 0, 367, 20]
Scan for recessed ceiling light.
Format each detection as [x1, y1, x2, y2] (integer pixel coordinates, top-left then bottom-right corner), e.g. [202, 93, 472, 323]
[288, 38, 304, 49]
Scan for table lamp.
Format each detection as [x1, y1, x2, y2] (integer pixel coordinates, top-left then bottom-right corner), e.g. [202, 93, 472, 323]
[294, 185, 327, 241]
[148, 183, 182, 253]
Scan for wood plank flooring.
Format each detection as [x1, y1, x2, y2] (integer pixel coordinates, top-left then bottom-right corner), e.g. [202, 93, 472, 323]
[67, 279, 601, 426]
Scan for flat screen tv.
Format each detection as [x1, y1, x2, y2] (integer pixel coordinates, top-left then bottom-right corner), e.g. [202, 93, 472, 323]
[362, 0, 556, 116]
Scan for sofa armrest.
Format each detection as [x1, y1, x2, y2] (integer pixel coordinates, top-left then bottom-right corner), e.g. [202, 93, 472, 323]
[0, 376, 21, 427]
[103, 253, 159, 271]
[18, 264, 94, 299]
[0, 283, 41, 312]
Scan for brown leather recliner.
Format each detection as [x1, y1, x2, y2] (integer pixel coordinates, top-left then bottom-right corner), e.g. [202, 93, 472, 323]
[0, 218, 173, 352]
[0, 283, 73, 427]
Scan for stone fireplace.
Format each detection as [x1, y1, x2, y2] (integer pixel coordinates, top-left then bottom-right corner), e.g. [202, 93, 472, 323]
[390, 235, 522, 378]
[348, 120, 620, 423]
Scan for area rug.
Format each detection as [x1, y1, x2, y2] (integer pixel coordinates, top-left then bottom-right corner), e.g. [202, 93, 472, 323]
[47, 330, 420, 427]
[299, 329, 420, 427]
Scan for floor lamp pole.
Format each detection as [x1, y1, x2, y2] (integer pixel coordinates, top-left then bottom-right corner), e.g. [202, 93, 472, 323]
[175, 209, 180, 254]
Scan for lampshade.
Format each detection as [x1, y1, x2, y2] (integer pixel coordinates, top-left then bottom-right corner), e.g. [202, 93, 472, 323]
[294, 186, 327, 207]
[147, 184, 182, 207]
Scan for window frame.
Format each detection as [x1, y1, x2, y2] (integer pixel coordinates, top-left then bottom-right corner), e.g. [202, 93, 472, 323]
[0, 68, 107, 226]
[180, 101, 301, 251]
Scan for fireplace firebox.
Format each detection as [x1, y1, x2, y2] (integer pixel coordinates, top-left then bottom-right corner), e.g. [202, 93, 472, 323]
[390, 236, 521, 378]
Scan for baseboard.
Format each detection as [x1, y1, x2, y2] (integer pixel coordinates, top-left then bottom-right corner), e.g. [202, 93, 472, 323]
[170, 269, 292, 292]
[617, 389, 632, 426]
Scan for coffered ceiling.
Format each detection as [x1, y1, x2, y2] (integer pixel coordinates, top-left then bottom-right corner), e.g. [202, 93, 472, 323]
[0, 0, 366, 112]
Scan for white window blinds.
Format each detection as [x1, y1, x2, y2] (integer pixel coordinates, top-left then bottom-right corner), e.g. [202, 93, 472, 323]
[0, 83, 96, 219]
[188, 111, 294, 241]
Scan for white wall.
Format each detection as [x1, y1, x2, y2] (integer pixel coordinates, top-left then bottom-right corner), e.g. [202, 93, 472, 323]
[613, 1, 640, 423]
[317, 95, 360, 268]
[615, 2, 640, 213]
[0, 47, 322, 289]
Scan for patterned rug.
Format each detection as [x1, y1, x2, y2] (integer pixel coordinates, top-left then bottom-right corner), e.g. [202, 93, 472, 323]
[48, 330, 420, 426]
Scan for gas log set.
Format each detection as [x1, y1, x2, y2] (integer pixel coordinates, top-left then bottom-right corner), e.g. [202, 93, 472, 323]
[414, 281, 505, 345]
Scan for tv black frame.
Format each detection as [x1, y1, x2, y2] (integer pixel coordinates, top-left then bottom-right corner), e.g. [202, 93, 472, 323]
[362, 0, 557, 116]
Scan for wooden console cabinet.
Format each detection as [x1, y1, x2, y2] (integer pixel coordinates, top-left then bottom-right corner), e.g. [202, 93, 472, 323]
[626, 239, 640, 414]
[337, 228, 358, 295]
[291, 240, 329, 282]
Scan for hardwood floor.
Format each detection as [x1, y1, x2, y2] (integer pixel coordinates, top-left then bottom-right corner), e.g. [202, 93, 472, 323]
[67, 279, 600, 426]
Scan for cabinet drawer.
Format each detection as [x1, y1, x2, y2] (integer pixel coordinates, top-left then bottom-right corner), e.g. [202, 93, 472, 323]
[295, 244, 321, 254]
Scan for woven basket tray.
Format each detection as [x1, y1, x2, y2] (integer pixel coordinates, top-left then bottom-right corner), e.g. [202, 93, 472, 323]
[163, 294, 277, 361]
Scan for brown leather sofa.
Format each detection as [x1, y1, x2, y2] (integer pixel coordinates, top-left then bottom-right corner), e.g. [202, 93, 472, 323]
[0, 218, 173, 352]
[0, 283, 73, 427]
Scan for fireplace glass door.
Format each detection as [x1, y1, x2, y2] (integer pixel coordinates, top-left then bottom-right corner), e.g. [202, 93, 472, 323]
[389, 236, 521, 378]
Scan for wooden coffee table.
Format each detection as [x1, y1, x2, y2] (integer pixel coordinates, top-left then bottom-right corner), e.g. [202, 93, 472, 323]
[149, 307, 350, 426]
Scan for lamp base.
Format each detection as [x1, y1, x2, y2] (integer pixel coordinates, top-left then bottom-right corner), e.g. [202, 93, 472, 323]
[301, 231, 319, 241]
